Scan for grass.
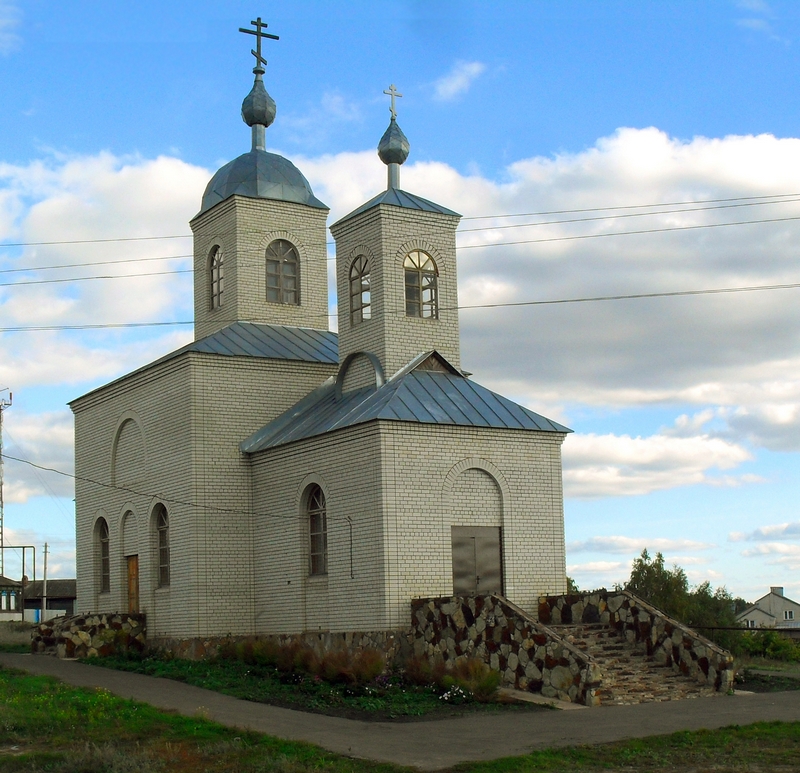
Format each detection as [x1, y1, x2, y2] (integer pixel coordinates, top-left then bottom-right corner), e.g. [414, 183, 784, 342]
[85, 653, 546, 721]
[2, 665, 800, 772]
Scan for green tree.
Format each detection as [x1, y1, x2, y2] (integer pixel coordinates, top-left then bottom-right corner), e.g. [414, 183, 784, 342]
[625, 549, 689, 620]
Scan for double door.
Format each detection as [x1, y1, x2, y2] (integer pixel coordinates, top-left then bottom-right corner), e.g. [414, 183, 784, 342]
[451, 526, 503, 595]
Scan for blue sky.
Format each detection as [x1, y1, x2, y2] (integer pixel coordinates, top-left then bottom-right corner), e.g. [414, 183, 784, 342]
[2, 0, 800, 602]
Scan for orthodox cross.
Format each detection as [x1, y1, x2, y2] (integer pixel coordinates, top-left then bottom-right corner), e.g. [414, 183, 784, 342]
[383, 84, 403, 120]
[239, 17, 279, 71]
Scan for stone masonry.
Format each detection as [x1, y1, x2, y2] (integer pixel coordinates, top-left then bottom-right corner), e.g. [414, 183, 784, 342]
[538, 590, 735, 693]
[32, 612, 146, 659]
[411, 594, 602, 705]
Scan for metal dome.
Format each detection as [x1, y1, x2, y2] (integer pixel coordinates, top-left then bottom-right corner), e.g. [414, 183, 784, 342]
[200, 150, 328, 214]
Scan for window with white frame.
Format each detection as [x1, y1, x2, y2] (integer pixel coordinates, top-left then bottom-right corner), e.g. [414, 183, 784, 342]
[210, 246, 224, 309]
[97, 517, 110, 593]
[786, 610, 795, 621]
[266, 239, 300, 305]
[404, 250, 438, 318]
[349, 255, 371, 324]
[154, 504, 170, 587]
[307, 485, 327, 576]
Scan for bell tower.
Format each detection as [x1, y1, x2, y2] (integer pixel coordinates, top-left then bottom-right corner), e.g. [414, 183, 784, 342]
[191, 18, 330, 341]
[330, 86, 462, 381]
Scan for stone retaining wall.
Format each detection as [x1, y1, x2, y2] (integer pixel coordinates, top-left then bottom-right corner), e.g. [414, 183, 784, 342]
[537, 590, 735, 691]
[31, 612, 146, 658]
[411, 594, 601, 705]
[148, 629, 413, 663]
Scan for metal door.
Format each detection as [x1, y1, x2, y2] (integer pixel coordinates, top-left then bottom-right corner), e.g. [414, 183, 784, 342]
[451, 526, 503, 594]
[126, 555, 139, 613]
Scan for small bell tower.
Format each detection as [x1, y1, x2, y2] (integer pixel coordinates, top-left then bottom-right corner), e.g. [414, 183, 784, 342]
[191, 18, 330, 341]
[330, 86, 462, 382]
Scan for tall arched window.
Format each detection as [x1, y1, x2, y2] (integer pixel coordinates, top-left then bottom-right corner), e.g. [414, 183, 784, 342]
[96, 518, 110, 593]
[210, 246, 224, 309]
[404, 250, 438, 318]
[266, 239, 300, 305]
[349, 255, 371, 324]
[307, 485, 327, 576]
[154, 504, 170, 587]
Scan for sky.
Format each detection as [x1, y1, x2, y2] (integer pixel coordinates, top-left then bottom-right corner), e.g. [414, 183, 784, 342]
[1, 0, 800, 602]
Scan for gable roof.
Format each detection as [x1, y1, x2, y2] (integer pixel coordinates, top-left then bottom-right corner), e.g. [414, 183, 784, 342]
[333, 187, 460, 226]
[241, 353, 571, 453]
[71, 322, 338, 406]
[22, 579, 77, 599]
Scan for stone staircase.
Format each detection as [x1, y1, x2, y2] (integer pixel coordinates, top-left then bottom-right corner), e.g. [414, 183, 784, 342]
[550, 623, 717, 705]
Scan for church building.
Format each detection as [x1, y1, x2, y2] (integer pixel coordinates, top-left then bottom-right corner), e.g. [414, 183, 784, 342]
[71, 22, 570, 641]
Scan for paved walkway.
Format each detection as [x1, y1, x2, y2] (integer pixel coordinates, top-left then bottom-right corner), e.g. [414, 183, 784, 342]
[2, 653, 800, 770]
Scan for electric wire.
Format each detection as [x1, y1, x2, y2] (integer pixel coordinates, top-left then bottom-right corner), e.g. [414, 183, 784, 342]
[0, 269, 192, 288]
[0, 254, 192, 275]
[2, 280, 800, 332]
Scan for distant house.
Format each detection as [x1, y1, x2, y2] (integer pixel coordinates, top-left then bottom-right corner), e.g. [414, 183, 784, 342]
[737, 586, 800, 640]
[0, 576, 22, 622]
[22, 579, 77, 621]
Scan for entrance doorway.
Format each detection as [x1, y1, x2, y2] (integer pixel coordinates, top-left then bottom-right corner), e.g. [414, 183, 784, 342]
[126, 555, 139, 613]
[451, 526, 503, 594]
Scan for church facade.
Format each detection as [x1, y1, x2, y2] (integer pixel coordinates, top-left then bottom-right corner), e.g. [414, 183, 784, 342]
[71, 31, 570, 640]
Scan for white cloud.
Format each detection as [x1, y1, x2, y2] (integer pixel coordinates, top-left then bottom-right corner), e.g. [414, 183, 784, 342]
[736, 0, 771, 12]
[563, 431, 753, 498]
[730, 521, 800, 541]
[0, 1, 20, 56]
[1, 526, 75, 578]
[568, 536, 714, 554]
[433, 61, 486, 101]
[740, 542, 800, 569]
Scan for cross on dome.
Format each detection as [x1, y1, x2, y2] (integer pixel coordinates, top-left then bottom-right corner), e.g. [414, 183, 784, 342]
[383, 84, 403, 120]
[239, 17, 279, 73]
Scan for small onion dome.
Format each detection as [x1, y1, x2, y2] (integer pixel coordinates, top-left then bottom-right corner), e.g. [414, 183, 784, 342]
[378, 118, 410, 166]
[241, 74, 276, 128]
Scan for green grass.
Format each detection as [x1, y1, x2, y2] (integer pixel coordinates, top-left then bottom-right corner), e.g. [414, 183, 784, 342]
[454, 722, 800, 772]
[0, 665, 403, 772]
[2, 666, 800, 772]
[85, 653, 547, 720]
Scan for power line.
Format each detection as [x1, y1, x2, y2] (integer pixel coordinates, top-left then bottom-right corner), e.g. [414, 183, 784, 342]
[456, 197, 800, 233]
[2, 192, 799, 250]
[456, 213, 800, 250]
[0, 254, 192, 275]
[2, 280, 799, 332]
[0, 269, 192, 288]
[459, 192, 800, 220]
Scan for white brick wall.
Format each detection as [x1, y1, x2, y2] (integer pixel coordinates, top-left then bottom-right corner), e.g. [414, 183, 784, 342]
[330, 205, 462, 376]
[191, 196, 330, 340]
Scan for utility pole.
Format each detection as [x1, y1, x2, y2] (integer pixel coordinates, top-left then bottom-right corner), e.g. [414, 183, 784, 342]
[0, 389, 11, 579]
[42, 542, 48, 623]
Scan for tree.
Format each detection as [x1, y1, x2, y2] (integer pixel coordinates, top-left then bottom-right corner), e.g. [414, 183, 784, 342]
[625, 549, 689, 621]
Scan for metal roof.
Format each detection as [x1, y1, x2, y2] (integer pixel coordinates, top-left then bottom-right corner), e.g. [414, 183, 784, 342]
[70, 323, 338, 407]
[333, 187, 460, 226]
[200, 149, 328, 215]
[146, 322, 338, 369]
[22, 579, 77, 599]
[241, 359, 571, 453]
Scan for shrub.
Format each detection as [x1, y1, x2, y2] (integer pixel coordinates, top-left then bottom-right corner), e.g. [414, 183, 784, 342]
[741, 630, 800, 662]
[443, 657, 501, 702]
[402, 654, 448, 687]
[352, 649, 385, 684]
[251, 638, 280, 667]
[275, 640, 303, 673]
[292, 645, 319, 675]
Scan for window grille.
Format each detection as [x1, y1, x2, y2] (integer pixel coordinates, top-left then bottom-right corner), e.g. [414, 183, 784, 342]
[210, 246, 224, 309]
[307, 485, 327, 575]
[155, 505, 170, 587]
[98, 518, 110, 593]
[786, 610, 795, 621]
[404, 250, 438, 318]
[266, 239, 300, 305]
[349, 255, 371, 324]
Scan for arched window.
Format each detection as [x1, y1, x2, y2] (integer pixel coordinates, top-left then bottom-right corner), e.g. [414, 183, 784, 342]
[349, 255, 371, 324]
[96, 518, 110, 593]
[154, 504, 170, 587]
[266, 239, 300, 305]
[404, 250, 438, 318]
[210, 246, 224, 309]
[307, 485, 327, 576]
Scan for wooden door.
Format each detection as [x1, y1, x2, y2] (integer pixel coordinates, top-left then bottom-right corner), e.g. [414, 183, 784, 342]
[451, 526, 503, 595]
[126, 555, 139, 613]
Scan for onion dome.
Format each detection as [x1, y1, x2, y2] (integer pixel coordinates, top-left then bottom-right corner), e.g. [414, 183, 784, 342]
[241, 72, 276, 128]
[378, 118, 410, 166]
